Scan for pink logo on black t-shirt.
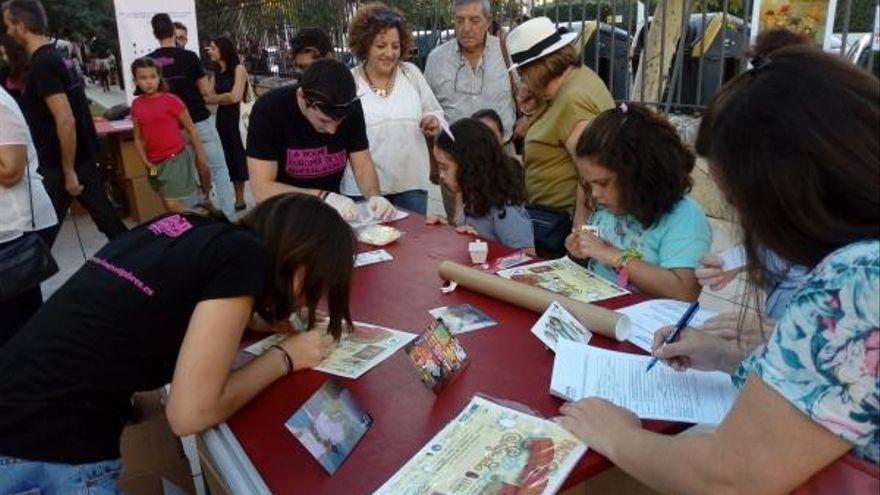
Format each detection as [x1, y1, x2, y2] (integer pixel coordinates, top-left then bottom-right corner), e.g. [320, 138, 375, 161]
[153, 57, 175, 68]
[148, 215, 193, 237]
[285, 146, 347, 179]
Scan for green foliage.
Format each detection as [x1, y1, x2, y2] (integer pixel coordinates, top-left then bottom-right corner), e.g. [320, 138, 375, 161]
[41, 0, 117, 46]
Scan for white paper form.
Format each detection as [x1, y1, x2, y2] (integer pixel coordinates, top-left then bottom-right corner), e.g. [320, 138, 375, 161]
[551, 342, 738, 424]
[616, 299, 718, 352]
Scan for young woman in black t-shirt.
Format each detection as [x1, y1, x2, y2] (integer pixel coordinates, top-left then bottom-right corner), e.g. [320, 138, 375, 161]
[0, 193, 354, 492]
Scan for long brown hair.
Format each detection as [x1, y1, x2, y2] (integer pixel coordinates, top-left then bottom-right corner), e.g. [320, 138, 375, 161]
[696, 45, 879, 290]
[435, 118, 526, 217]
[240, 194, 355, 340]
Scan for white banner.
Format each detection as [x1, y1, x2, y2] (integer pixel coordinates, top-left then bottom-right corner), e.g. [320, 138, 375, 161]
[113, 0, 200, 105]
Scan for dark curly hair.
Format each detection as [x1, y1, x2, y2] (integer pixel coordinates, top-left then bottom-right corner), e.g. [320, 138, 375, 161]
[575, 103, 694, 228]
[435, 118, 525, 218]
[347, 2, 413, 62]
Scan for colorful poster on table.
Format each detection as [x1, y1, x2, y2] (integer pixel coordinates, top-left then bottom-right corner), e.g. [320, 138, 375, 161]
[113, 0, 200, 105]
[497, 257, 629, 304]
[373, 396, 587, 495]
[750, 0, 839, 50]
[315, 323, 416, 379]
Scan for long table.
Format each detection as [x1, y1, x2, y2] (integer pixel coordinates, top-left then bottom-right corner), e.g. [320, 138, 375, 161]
[208, 215, 686, 494]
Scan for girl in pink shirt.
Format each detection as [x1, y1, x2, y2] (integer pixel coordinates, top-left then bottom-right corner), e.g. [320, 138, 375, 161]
[130, 57, 210, 212]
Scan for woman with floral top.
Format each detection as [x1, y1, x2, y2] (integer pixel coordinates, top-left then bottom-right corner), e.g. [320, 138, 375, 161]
[557, 46, 879, 493]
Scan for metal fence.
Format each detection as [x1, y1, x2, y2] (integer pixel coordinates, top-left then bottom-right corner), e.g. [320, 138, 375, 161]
[196, 0, 879, 115]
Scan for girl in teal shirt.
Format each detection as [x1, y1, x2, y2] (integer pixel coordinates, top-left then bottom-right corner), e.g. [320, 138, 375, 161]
[565, 103, 711, 301]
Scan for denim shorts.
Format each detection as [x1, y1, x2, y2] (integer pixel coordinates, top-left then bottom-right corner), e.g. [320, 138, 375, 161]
[0, 456, 123, 495]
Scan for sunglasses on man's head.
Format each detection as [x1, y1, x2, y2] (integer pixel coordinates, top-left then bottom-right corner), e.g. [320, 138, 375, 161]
[303, 89, 359, 120]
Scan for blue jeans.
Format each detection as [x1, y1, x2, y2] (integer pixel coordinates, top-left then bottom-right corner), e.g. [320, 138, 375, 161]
[348, 190, 427, 215]
[191, 116, 236, 219]
[0, 456, 122, 494]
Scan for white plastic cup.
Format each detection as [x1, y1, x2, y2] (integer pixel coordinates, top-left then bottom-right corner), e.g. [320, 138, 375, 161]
[469, 240, 488, 264]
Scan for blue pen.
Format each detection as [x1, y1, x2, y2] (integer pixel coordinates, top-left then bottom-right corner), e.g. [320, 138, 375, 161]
[645, 302, 700, 372]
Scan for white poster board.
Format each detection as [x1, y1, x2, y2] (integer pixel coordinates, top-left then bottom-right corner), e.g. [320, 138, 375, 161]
[113, 0, 200, 104]
[749, 0, 839, 51]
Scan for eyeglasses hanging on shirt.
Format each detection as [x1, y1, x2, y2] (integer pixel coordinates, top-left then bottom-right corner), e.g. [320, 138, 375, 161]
[454, 57, 486, 96]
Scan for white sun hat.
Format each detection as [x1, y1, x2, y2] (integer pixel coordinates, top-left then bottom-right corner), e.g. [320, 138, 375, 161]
[506, 16, 580, 71]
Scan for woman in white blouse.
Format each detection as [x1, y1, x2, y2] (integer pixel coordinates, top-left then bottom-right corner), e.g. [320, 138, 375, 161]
[341, 2, 443, 214]
[0, 86, 58, 344]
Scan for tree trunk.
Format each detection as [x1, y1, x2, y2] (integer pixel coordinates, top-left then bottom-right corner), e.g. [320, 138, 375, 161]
[633, 0, 691, 103]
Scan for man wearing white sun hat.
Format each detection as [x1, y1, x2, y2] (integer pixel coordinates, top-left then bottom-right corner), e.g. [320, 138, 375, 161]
[507, 16, 614, 256]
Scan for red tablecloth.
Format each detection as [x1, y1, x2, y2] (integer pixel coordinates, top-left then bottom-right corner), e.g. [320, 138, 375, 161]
[226, 215, 686, 494]
[94, 118, 133, 137]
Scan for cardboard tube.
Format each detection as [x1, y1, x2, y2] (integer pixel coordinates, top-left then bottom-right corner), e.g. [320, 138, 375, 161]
[438, 261, 631, 341]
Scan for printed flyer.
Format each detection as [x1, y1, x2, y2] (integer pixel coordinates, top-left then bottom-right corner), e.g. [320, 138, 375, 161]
[405, 319, 469, 392]
[373, 396, 587, 495]
[285, 380, 372, 474]
[315, 323, 416, 379]
[497, 258, 629, 304]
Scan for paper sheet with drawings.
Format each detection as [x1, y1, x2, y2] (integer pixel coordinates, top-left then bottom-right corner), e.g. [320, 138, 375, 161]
[349, 203, 409, 229]
[530, 301, 592, 352]
[314, 323, 416, 379]
[372, 395, 587, 495]
[243, 323, 416, 379]
[496, 257, 629, 304]
[551, 342, 738, 424]
[616, 299, 718, 352]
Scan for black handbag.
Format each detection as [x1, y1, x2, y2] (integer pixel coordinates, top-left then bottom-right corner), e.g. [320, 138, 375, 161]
[0, 164, 58, 302]
[525, 204, 572, 258]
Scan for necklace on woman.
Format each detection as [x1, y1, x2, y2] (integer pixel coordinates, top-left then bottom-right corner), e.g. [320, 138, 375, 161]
[363, 64, 394, 98]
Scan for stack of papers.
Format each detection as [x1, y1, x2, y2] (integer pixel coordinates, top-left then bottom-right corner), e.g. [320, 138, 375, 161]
[551, 341, 737, 424]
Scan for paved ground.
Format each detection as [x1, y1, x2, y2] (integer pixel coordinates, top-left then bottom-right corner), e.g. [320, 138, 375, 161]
[84, 82, 127, 111]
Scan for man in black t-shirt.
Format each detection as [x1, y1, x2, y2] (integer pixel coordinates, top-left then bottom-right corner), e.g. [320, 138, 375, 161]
[247, 58, 397, 221]
[146, 13, 236, 219]
[2, 0, 126, 244]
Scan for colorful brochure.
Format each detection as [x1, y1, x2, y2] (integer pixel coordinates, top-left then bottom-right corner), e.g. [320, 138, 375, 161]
[373, 395, 587, 494]
[530, 301, 593, 352]
[497, 257, 629, 303]
[285, 380, 372, 474]
[315, 323, 417, 379]
[405, 319, 469, 392]
[428, 303, 497, 335]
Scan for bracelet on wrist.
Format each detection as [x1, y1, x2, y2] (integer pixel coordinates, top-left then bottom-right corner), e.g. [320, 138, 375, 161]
[270, 344, 294, 375]
[615, 247, 642, 288]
